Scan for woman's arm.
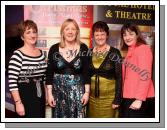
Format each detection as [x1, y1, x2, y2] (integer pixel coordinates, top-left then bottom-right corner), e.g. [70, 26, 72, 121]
[113, 49, 122, 105]
[135, 45, 153, 101]
[11, 90, 25, 116]
[46, 45, 57, 107]
[80, 44, 91, 105]
[46, 45, 55, 85]
[81, 84, 90, 106]
[47, 85, 56, 107]
[130, 45, 153, 110]
[8, 50, 25, 116]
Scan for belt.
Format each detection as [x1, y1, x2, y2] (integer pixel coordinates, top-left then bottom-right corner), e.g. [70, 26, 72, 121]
[18, 77, 43, 98]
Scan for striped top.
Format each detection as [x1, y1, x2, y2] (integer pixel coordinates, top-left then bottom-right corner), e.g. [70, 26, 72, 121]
[8, 50, 47, 91]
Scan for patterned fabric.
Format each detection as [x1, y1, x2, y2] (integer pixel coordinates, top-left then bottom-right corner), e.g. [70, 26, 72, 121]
[52, 74, 85, 118]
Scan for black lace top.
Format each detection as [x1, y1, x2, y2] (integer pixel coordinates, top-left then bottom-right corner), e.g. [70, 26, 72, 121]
[89, 46, 122, 104]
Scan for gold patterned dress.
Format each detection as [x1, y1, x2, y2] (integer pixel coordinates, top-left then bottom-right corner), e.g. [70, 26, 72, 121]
[88, 47, 122, 118]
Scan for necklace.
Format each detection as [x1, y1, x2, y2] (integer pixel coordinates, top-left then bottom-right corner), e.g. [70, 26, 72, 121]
[65, 42, 76, 51]
[67, 46, 76, 54]
[94, 44, 109, 59]
[95, 44, 108, 53]
[65, 45, 78, 59]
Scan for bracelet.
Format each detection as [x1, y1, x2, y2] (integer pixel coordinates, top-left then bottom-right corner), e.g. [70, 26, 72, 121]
[85, 91, 90, 94]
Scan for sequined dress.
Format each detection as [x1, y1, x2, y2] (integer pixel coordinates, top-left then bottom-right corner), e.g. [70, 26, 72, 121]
[46, 43, 90, 118]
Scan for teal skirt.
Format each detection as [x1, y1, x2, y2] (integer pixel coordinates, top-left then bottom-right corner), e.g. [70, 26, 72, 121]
[52, 74, 86, 118]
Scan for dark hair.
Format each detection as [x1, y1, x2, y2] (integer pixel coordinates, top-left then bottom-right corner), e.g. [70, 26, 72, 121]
[120, 23, 146, 50]
[19, 20, 38, 37]
[92, 21, 109, 36]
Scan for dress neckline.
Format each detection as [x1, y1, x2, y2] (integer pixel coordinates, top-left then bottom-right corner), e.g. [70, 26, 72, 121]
[91, 46, 112, 69]
[58, 43, 81, 64]
[17, 49, 42, 58]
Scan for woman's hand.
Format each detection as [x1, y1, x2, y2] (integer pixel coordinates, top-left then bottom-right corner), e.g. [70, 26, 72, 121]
[129, 99, 142, 110]
[15, 101, 25, 116]
[112, 104, 120, 109]
[81, 92, 89, 106]
[47, 94, 56, 107]
[47, 85, 56, 107]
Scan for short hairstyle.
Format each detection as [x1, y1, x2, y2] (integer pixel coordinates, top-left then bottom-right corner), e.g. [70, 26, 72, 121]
[60, 18, 80, 48]
[92, 21, 109, 36]
[19, 20, 38, 37]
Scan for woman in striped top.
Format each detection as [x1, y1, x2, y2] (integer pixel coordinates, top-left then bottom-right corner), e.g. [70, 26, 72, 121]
[8, 20, 47, 118]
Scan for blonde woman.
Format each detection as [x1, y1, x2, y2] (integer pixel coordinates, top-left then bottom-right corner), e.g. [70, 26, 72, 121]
[46, 19, 90, 118]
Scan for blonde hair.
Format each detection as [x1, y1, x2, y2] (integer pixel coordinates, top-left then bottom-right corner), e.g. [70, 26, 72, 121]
[60, 18, 80, 48]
